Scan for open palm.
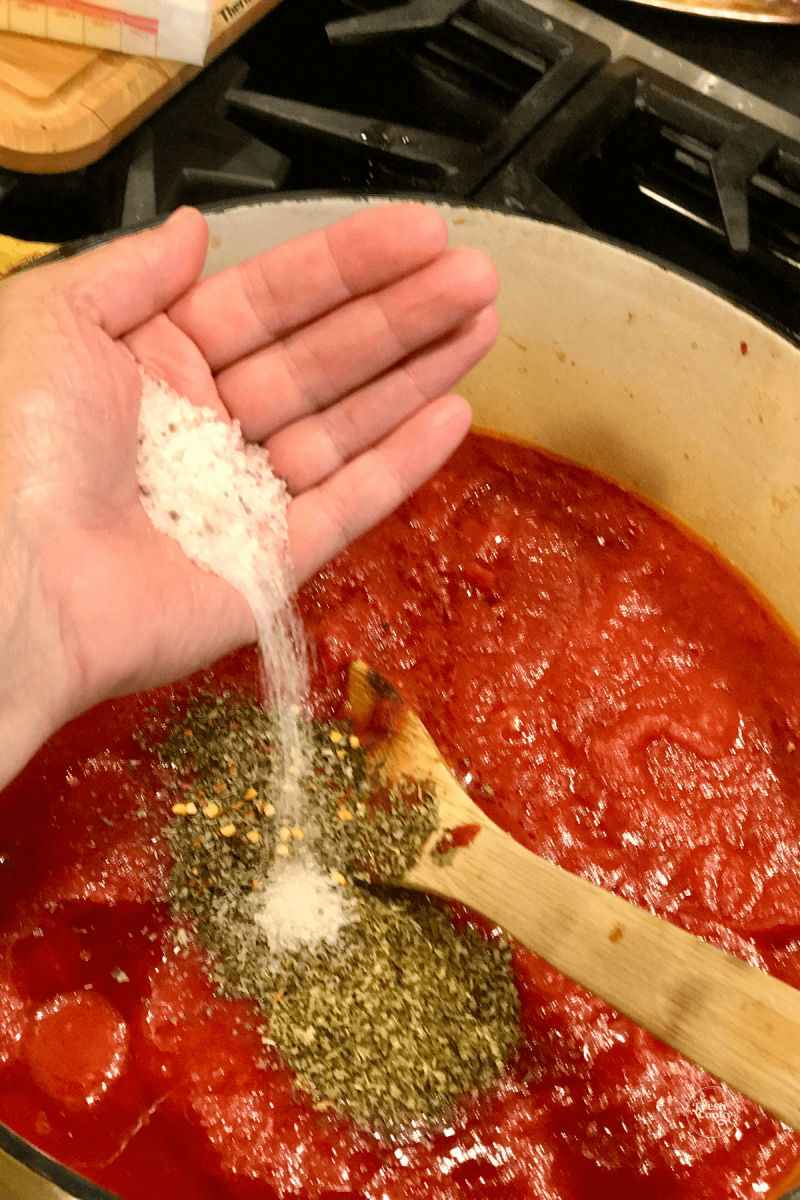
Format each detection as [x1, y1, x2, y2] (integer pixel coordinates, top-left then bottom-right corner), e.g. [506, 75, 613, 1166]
[0, 204, 498, 785]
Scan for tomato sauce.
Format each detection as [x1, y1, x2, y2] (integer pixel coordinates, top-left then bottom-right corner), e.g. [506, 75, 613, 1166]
[2, 432, 800, 1199]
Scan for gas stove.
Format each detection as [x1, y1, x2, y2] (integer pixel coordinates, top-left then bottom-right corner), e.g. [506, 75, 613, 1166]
[5, 0, 800, 339]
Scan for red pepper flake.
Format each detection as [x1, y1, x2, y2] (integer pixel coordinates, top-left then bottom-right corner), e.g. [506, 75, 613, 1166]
[741, 341, 748, 356]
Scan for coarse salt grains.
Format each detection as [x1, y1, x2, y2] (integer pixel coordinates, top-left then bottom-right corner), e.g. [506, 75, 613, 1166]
[136, 369, 308, 712]
[137, 370, 290, 586]
[251, 856, 356, 956]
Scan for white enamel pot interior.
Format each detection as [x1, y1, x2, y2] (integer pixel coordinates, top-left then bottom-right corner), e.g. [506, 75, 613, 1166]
[5, 196, 800, 1200]
[203, 197, 800, 641]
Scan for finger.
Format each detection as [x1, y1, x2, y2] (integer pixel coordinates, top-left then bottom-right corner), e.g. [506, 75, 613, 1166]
[166, 203, 450, 373]
[123, 225, 489, 422]
[267, 304, 499, 493]
[217, 247, 499, 442]
[27, 207, 209, 338]
[288, 394, 472, 584]
[123, 312, 226, 418]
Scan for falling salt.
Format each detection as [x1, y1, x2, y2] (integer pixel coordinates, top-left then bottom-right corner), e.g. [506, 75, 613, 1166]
[137, 372, 354, 954]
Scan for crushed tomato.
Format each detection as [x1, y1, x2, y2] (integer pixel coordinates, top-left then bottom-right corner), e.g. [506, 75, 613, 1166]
[1, 432, 800, 1199]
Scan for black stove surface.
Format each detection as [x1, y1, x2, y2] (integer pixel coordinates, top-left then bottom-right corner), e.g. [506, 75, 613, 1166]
[6, 0, 800, 340]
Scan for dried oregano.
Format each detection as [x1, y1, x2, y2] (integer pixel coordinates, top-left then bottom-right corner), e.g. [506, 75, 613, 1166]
[270, 888, 520, 1129]
[154, 695, 521, 1131]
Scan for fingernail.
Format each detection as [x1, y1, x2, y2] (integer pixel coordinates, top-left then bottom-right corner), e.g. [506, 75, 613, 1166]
[431, 396, 469, 428]
[165, 206, 191, 227]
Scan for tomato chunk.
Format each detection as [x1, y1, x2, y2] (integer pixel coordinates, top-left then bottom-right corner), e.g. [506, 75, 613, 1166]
[24, 991, 129, 1112]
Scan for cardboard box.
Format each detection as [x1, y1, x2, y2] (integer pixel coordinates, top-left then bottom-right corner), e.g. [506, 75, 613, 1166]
[0, 0, 213, 63]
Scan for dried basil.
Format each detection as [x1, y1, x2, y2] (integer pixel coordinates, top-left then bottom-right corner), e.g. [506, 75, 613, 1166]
[155, 696, 521, 1131]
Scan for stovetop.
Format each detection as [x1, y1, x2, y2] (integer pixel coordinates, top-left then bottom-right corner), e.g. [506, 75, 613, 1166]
[6, 0, 800, 340]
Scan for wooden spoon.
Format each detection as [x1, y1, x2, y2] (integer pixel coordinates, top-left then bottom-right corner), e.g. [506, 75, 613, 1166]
[348, 659, 800, 1133]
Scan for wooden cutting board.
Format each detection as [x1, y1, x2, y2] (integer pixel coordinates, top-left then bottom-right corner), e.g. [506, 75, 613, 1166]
[0, 0, 283, 174]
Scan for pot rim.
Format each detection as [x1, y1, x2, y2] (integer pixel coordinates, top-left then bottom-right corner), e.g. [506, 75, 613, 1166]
[0, 1120, 119, 1200]
[18, 189, 800, 351]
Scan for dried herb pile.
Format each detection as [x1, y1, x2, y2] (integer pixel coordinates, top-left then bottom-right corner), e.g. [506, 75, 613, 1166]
[154, 695, 521, 1131]
[269, 889, 520, 1127]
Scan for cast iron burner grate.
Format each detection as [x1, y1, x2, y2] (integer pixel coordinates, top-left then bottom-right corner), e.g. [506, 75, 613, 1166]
[4, 0, 800, 338]
[225, 0, 608, 224]
[519, 56, 800, 333]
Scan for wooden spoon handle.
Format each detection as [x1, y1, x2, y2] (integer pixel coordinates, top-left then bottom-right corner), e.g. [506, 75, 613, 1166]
[347, 662, 800, 1130]
[412, 819, 800, 1130]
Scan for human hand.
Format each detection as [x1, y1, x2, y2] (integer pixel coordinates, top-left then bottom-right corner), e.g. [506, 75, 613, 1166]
[0, 203, 498, 784]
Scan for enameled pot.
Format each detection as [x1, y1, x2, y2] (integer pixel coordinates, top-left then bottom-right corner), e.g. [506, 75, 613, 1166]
[5, 195, 800, 1200]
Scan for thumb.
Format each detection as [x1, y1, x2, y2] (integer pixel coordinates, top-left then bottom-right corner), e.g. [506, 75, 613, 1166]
[31, 207, 209, 339]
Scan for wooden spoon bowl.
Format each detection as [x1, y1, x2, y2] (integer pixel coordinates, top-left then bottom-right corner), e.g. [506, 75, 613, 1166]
[348, 659, 800, 1133]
